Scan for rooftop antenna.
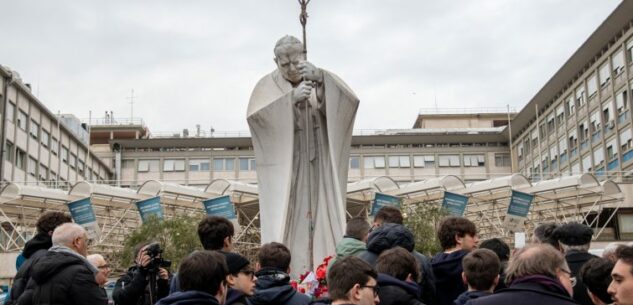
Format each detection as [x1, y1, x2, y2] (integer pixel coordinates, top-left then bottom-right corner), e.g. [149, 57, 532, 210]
[127, 89, 137, 121]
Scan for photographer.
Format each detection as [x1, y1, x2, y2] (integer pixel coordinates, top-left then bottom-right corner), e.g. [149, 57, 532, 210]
[113, 242, 171, 305]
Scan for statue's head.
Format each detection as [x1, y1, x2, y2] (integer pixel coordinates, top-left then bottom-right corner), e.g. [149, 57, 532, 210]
[273, 35, 305, 84]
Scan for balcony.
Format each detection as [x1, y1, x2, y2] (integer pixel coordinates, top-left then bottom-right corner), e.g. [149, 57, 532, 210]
[623, 150, 633, 163]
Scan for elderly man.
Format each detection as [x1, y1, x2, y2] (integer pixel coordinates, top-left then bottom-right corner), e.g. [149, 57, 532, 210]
[87, 254, 111, 287]
[247, 35, 359, 273]
[554, 222, 598, 305]
[466, 244, 576, 305]
[17, 223, 107, 305]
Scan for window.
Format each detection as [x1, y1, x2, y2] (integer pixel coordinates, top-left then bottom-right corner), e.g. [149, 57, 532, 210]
[587, 74, 598, 98]
[599, 62, 611, 88]
[546, 114, 555, 135]
[576, 86, 586, 106]
[239, 158, 256, 171]
[559, 138, 568, 157]
[69, 153, 76, 169]
[214, 158, 235, 171]
[569, 129, 578, 148]
[6, 101, 15, 122]
[571, 162, 581, 174]
[50, 171, 57, 183]
[4, 141, 13, 162]
[579, 121, 589, 141]
[566, 96, 575, 115]
[621, 128, 632, 152]
[51, 138, 59, 155]
[39, 164, 48, 181]
[61, 146, 68, 163]
[27, 157, 37, 177]
[349, 156, 360, 169]
[77, 160, 85, 176]
[363, 156, 385, 169]
[189, 159, 210, 171]
[163, 159, 185, 172]
[603, 99, 614, 127]
[29, 120, 39, 139]
[594, 148, 605, 166]
[556, 105, 565, 126]
[616, 90, 629, 114]
[539, 123, 546, 139]
[495, 154, 511, 167]
[607, 138, 618, 160]
[138, 159, 160, 172]
[41, 129, 50, 147]
[438, 155, 460, 167]
[531, 129, 539, 148]
[16, 149, 26, 170]
[627, 38, 633, 63]
[518, 143, 524, 159]
[388, 155, 410, 168]
[613, 49, 625, 75]
[463, 154, 485, 167]
[413, 155, 435, 168]
[122, 159, 134, 170]
[17, 110, 27, 130]
[590, 111, 601, 133]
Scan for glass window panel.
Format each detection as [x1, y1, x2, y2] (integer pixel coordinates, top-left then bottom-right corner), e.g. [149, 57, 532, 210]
[225, 158, 234, 171]
[240, 158, 249, 171]
[214, 158, 225, 171]
[413, 156, 425, 168]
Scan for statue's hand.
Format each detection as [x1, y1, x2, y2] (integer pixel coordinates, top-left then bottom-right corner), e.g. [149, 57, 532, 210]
[292, 80, 314, 105]
[298, 61, 323, 83]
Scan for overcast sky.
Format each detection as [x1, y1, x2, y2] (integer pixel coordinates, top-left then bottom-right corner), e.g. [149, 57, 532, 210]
[0, 1, 622, 134]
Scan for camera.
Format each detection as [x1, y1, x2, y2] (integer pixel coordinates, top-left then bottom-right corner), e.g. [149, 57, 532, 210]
[144, 243, 172, 272]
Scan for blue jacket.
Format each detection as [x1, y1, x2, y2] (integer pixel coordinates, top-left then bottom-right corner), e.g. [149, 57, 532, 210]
[156, 290, 220, 305]
[453, 291, 491, 305]
[431, 250, 469, 305]
[247, 269, 310, 305]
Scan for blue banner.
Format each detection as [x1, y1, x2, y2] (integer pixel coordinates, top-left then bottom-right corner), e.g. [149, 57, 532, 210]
[136, 196, 163, 222]
[67, 197, 99, 239]
[507, 190, 534, 217]
[203, 195, 236, 219]
[370, 193, 401, 216]
[441, 192, 469, 216]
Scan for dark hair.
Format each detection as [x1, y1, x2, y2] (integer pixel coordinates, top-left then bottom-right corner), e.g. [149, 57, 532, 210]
[36, 212, 72, 234]
[437, 217, 477, 250]
[462, 249, 500, 291]
[616, 246, 633, 275]
[198, 216, 234, 250]
[258, 242, 291, 271]
[533, 223, 559, 248]
[579, 257, 614, 304]
[375, 206, 403, 224]
[480, 238, 510, 261]
[375, 247, 419, 282]
[178, 250, 228, 295]
[346, 217, 370, 240]
[328, 256, 377, 301]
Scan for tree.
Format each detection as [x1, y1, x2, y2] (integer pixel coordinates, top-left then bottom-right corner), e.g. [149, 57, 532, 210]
[116, 215, 201, 271]
[404, 202, 447, 256]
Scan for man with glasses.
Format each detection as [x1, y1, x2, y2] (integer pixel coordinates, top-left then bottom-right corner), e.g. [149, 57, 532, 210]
[221, 252, 256, 305]
[466, 244, 577, 305]
[88, 254, 111, 287]
[322, 256, 379, 305]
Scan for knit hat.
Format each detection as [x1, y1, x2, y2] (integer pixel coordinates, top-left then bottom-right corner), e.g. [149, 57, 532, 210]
[554, 222, 593, 246]
[222, 252, 250, 275]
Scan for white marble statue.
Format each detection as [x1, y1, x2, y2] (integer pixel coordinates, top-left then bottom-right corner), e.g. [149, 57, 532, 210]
[247, 35, 359, 274]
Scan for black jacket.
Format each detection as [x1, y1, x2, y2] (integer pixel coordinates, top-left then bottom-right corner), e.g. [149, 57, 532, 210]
[376, 273, 424, 305]
[6, 233, 51, 305]
[113, 266, 170, 305]
[17, 250, 107, 305]
[155, 290, 220, 305]
[453, 291, 491, 305]
[566, 250, 598, 305]
[247, 268, 310, 305]
[226, 288, 248, 305]
[466, 276, 576, 305]
[357, 223, 436, 305]
[431, 250, 469, 305]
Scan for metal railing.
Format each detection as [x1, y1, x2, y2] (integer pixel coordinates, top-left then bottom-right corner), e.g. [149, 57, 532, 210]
[418, 107, 517, 115]
[81, 117, 146, 127]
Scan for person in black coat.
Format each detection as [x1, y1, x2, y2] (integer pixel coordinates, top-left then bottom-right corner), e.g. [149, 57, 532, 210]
[375, 247, 424, 305]
[17, 223, 107, 305]
[466, 244, 576, 305]
[453, 249, 499, 305]
[113, 243, 170, 305]
[6, 212, 71, 305]
[554, 222, 598, 305]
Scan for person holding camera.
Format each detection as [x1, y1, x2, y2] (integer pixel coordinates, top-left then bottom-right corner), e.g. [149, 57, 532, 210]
[113, 243, 171, 305]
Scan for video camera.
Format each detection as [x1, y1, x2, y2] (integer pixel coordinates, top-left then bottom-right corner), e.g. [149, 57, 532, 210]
[144, 243, 172, 273]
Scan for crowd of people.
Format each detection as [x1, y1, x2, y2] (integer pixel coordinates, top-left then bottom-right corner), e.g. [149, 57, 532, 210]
[5, 207, 633, 305]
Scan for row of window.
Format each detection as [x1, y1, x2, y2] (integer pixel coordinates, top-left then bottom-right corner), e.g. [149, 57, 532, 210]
[132, 158, 257, 173]
[351, 154, 511, 169]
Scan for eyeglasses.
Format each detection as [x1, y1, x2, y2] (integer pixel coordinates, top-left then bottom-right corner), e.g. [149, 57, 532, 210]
[561, 269, 577, 287]
[360, 285, 379, 297]
[238, 270, 255, 280]
[98, 264, 110, 270]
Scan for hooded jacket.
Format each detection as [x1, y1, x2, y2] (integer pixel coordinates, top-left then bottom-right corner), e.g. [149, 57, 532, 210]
[17, 250, 107, 305]
[156, 290, 220, 305]
[431, 250, 469, 305]
[328, 237, 366, 272]
[248, 268, 310, 305]
[453, 291, 491, 305]
[6, 233, 52, 305]
[376, 273, 424, 305]
[358, 223, 436, 305]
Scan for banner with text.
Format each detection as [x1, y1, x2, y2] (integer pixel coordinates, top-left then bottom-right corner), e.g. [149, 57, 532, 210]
[370, 193, 401, 216]
[136, 196, 164, 223]
[503, 190, 535, 232]
[441, 192, 469, 216]
[67, 197, 100, 239]
[203, 195, 236, 219]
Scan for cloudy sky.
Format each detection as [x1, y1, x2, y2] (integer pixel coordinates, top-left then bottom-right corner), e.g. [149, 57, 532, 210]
[0, 1, 622, 134]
